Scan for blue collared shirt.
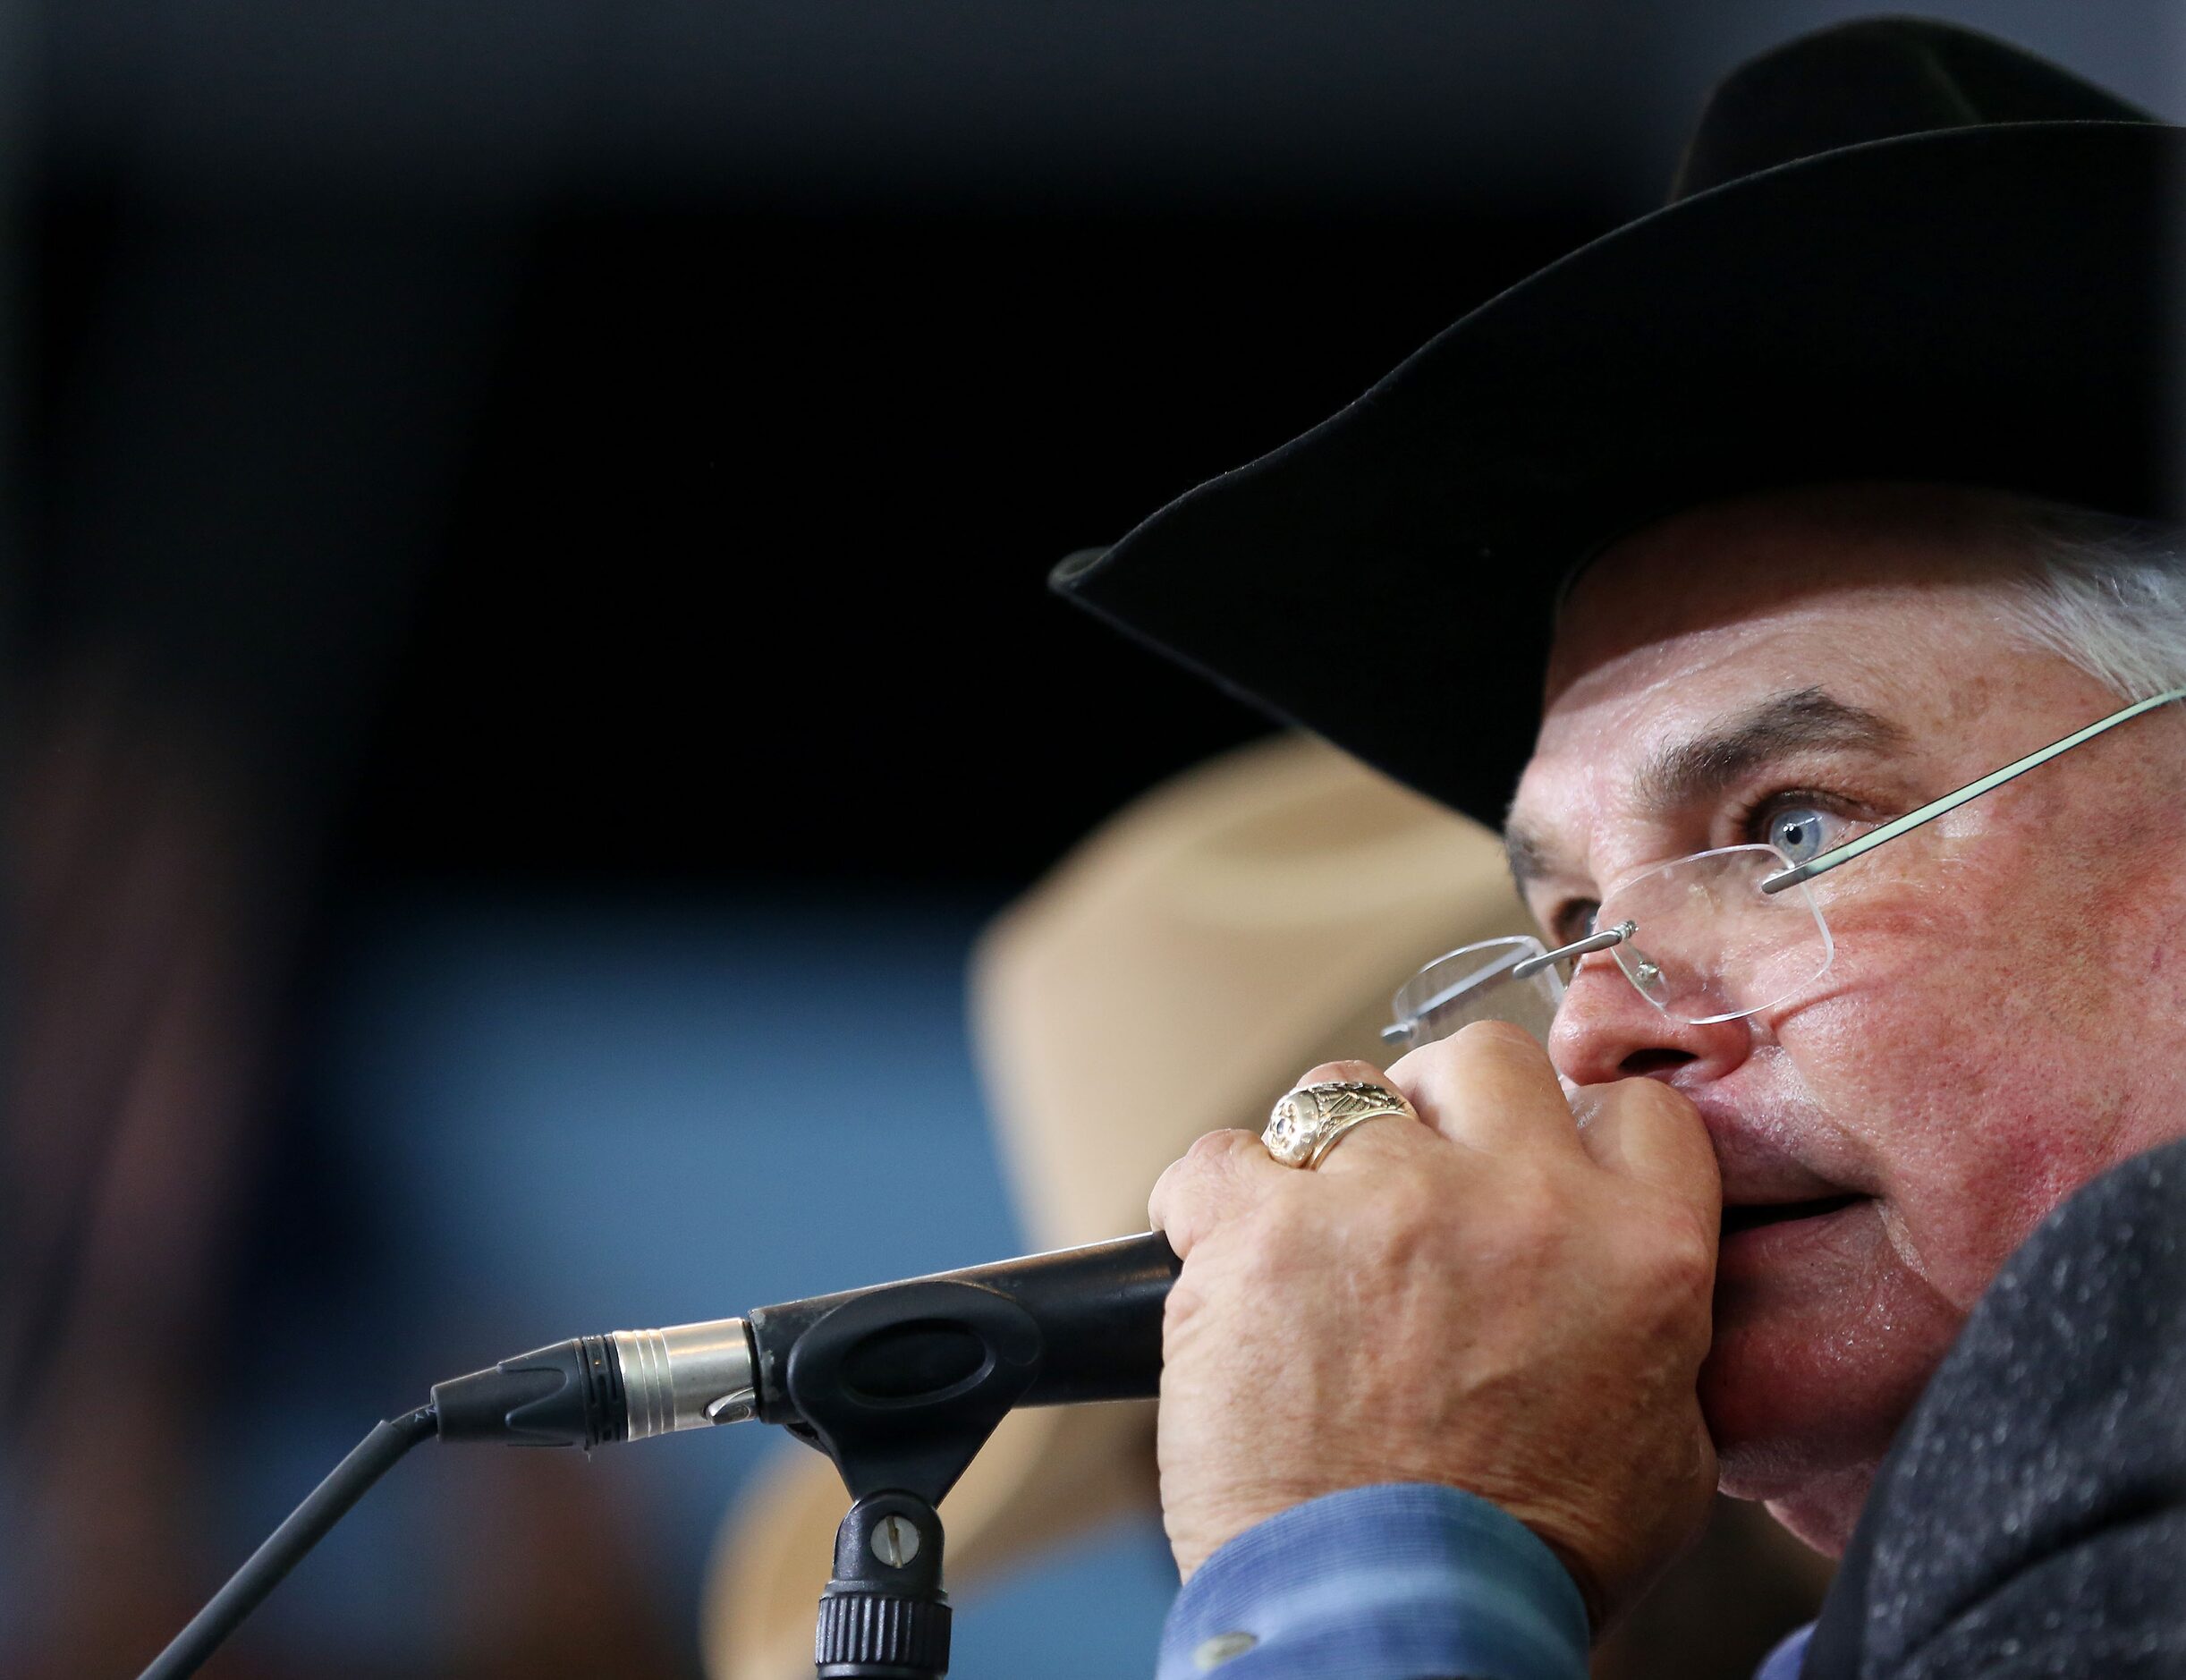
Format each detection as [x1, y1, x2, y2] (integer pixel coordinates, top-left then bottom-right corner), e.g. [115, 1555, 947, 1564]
[1157, 1484, 1814, 1680]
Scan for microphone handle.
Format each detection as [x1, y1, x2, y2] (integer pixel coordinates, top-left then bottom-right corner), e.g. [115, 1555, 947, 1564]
[746, 1230, 1182, 1426]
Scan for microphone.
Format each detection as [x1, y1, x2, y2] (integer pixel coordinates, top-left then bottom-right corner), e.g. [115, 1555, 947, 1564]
[428, 1230, 1182, 1449]
[141, 1235, 1183, 1679]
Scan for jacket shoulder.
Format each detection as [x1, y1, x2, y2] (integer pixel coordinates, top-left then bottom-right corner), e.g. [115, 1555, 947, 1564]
[1857, 1139, 2186, 1676]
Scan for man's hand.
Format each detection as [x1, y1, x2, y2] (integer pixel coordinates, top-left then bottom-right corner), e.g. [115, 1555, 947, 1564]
[1147, 1022, 1721, 1628]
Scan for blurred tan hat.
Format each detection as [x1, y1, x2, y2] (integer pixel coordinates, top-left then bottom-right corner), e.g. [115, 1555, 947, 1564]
[703, 734, 1529, 1680]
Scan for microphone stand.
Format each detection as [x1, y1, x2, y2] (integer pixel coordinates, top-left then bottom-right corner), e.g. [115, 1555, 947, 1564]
[741, 1228, 1179, 1677]
[135, 1232, 1182, 1679]
[778, 1277, 1050, 1679]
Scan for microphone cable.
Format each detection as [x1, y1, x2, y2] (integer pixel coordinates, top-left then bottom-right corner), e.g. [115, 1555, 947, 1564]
[138, 1405, 441, 1680]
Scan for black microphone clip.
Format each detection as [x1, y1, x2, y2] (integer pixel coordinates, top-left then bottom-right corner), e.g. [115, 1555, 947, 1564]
[758, 1233, 1181, 1680]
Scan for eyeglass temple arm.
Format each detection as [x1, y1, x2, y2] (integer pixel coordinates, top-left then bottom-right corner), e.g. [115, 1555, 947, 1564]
[1760, 686, 2186, 895]
[1511, 924, 1629, 980]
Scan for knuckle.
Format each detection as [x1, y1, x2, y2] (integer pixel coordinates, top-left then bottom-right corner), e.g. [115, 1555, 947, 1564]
[1162, 1270, 1209, 1336]
[1151, 1131, 1261, 1249]
[1292, 1057, 1387, 1090]
[1609, 1073, 1699, 1127]
[1625, 1213, 1716, 1302]
[1456, 1017, 1541, 1057]
[1177, 1127, 1260, 1180]
[1423, 1019, 1555, 1090]
[1659, 1218, 1715, 1283]
[1384, 1032, 1460, 1086]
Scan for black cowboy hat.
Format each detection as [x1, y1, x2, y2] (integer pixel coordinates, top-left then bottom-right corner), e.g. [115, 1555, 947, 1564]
[1052, 17, 2183, 827]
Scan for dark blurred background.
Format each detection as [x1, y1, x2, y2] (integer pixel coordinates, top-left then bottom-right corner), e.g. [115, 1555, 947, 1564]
[4, 4, 2180, 1677]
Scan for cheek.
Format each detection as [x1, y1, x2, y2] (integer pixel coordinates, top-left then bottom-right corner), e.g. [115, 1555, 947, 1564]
[1774, 889, 2134, 1311]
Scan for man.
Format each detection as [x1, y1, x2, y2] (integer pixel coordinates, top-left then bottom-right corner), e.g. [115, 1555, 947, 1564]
[1054, 19, 2186, 1680]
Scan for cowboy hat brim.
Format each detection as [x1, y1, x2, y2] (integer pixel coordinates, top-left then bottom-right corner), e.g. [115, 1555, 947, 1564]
[1053, 121, 2185, 827]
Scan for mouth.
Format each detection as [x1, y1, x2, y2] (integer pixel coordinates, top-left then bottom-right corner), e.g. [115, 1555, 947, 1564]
[1720, 1192, 1863, 1238]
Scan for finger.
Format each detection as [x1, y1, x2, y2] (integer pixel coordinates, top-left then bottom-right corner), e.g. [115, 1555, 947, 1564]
[1286, 1059, 1410, 1101]
[1572, 1078, 1722, 1226]
[1148, 1128, 1288, 1257]
[1278, 1059, 1438, 1175]
[1389, 1020, 1586, 1158]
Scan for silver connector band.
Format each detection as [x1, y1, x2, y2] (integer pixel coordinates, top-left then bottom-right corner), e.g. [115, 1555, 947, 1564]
[610, 1318, 758, 1439]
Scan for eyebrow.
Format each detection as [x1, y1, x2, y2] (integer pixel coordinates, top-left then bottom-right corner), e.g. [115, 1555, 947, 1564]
[1504, 686, 1908, 889]
[1635, 686, 1908, 810]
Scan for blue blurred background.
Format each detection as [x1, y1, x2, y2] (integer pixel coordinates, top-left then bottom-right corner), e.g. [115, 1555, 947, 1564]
[2, 4, 2177, 1677]
[255, 893, 1173, 1676]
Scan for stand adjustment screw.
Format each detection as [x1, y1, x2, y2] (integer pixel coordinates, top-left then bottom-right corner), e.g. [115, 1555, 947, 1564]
[870, 1514, 921, 1566]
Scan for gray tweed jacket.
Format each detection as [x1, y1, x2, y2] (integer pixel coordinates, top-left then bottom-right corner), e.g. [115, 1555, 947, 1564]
[1801, 1136, 2186, 1678]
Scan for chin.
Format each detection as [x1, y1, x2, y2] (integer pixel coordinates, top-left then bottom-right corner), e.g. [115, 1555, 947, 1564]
[1699, 1277, 1953, 1508]
[1700, 1328, 1882, 1504]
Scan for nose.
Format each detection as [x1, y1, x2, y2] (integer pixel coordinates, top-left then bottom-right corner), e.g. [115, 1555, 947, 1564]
[1546, 952, 1756, 1086]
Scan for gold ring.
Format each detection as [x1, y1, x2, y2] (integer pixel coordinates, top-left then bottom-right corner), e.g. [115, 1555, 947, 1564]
[1262, 1080, 1414, 1168]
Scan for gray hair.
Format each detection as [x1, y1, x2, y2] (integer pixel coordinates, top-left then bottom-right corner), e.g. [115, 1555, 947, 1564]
[1995, 499, 2186, 705]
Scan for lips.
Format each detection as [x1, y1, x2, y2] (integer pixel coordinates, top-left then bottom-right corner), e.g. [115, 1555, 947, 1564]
[1634, 1088, 1873, 1258]
[1721, 1192, 1862, 1237]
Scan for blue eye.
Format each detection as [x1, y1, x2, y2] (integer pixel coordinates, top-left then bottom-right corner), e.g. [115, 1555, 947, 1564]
[1767, 805, 1834, 863]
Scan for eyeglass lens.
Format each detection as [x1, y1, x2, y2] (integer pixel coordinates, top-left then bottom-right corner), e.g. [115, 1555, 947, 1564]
[1589, 844, 1834, 1024]
[1389, 847, 1837, 1048]
[1386, 936, 1566, 1048]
